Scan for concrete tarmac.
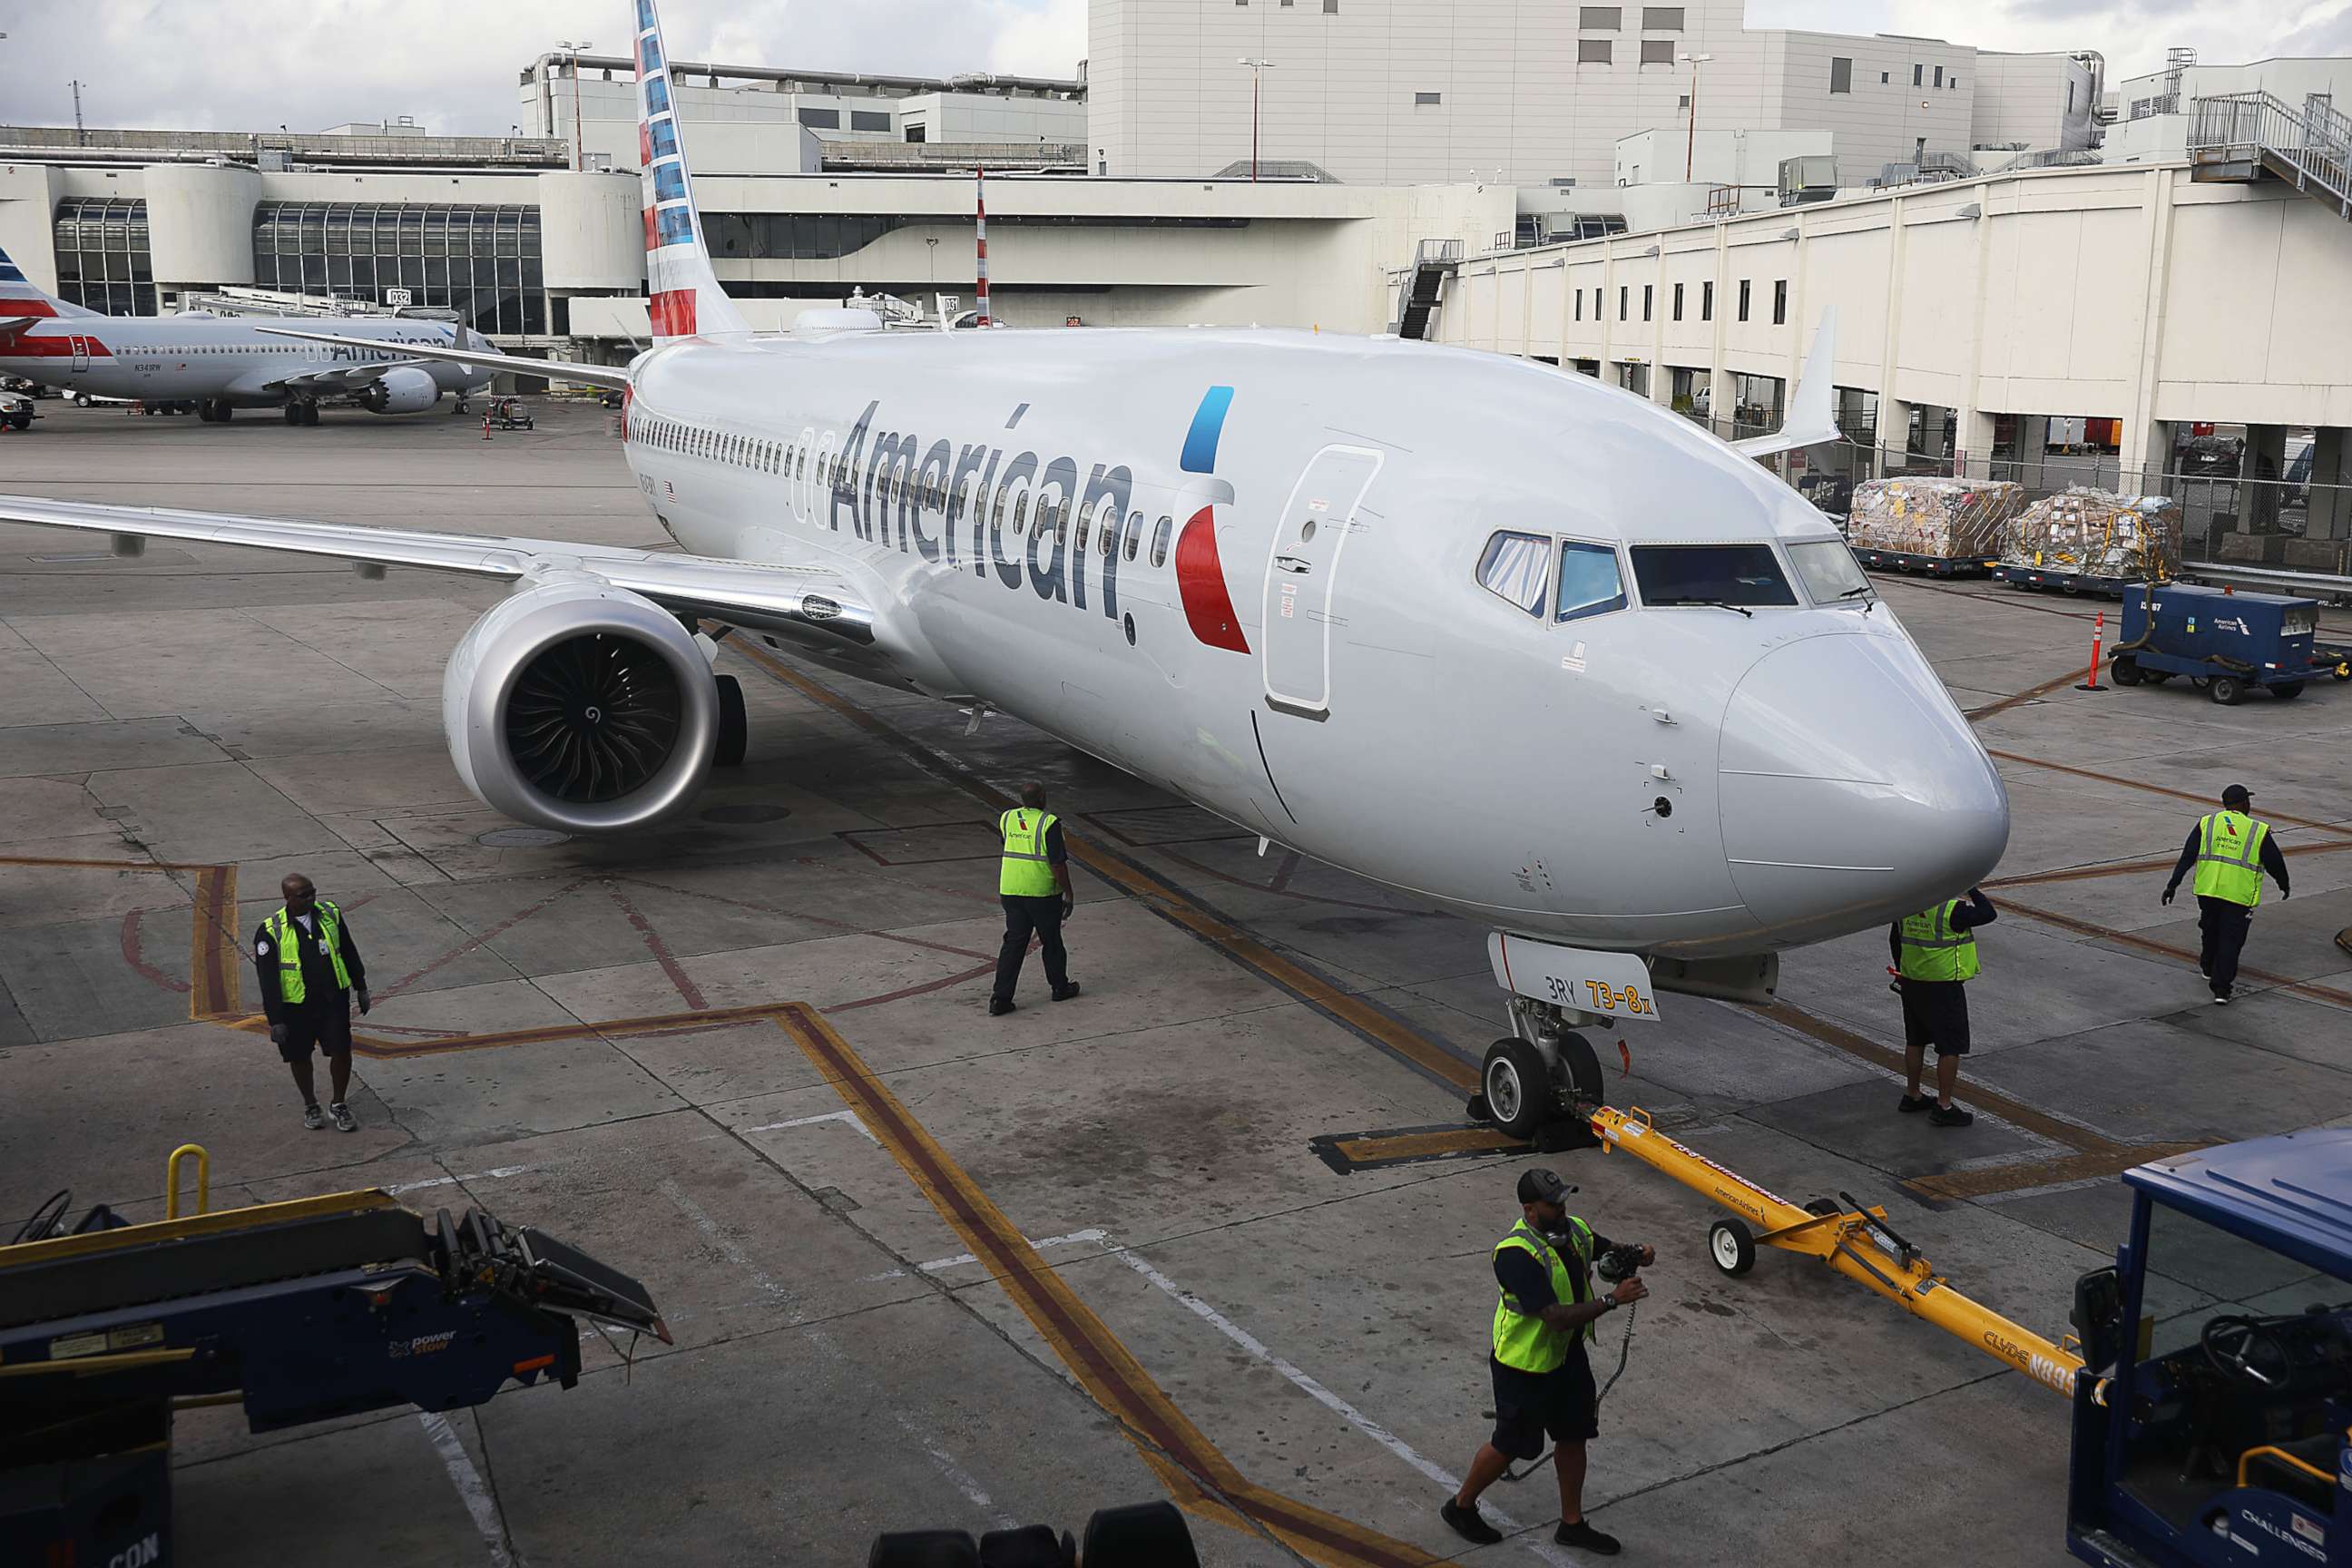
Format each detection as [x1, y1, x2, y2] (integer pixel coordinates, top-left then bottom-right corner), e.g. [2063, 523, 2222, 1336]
[3, 398, 2348, 1566]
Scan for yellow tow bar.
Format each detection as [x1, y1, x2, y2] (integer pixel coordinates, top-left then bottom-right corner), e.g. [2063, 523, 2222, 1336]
[1591, 1106, 2090, 1398]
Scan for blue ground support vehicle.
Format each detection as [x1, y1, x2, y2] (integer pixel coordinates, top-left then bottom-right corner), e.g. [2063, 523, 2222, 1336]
[2110, 583, 2322, 705]
[2067, 1132, 2352, 1566]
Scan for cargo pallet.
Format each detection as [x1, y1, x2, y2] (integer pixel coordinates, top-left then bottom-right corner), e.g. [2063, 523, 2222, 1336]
[1852, 547, 1998, 578]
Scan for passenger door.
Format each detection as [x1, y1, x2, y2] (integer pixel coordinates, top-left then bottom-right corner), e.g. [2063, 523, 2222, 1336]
[1259, 444, 1383, 720]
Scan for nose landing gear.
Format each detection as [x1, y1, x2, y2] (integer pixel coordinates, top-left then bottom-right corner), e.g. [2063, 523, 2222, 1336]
[1469, 932, 1676, 1149]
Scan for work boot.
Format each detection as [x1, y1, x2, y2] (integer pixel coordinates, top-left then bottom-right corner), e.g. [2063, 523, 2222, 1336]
[302, 1102, 326, 1131]
[1897, 1093, 1936, 1114]
[988, 998, 1014, 1016]
[1052, 983, 1082, 1002]
[1439, 1500, 1503, 1547]
[1929, 1103, 1975, 1128]
[1554, 1519, 1622, 1555]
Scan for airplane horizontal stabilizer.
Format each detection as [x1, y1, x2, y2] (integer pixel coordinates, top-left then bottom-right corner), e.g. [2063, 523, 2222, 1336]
[253, 327, 632, 392]
[1730, 306, 1839, 461]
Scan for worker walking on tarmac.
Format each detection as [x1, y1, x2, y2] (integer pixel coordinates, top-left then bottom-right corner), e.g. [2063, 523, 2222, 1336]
[252, 872, 369, 1132]
[2161, 784, 2288, 1005]
[1443, 1168, 1651, 1557]
[988, 781, 1080, 1016]
[1891, 887, 1996, 1128]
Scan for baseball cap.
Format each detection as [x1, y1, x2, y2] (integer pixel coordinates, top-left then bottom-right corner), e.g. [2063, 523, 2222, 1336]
[2221, 784, 2252, 808]
[1516, 1168, 1575, 1205]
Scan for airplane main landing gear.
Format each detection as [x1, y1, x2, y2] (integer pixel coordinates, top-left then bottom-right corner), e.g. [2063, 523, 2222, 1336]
[283, 400, 319, 426]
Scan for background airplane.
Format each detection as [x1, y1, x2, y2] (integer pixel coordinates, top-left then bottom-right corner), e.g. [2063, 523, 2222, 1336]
[0, 247, 491, 423]
[0, 0, 2006, 1135]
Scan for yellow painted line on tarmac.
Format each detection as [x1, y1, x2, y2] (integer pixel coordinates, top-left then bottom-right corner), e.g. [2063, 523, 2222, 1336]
[770, 1002, 1448, 1568]
[1333, 1128, 1526, 1164]
[0, 853, 238, 1023]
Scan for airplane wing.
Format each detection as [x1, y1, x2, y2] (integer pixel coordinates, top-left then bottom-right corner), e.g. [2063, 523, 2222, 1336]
[1730, 306, 1839, 460]
[0, 494, 876, 650]
[266, 361, 434, 394]
[257, 327, 632, 392]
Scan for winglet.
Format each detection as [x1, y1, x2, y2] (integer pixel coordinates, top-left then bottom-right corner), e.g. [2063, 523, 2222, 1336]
[634, 0, 750, 341]
[1730, 306, 1838, 460]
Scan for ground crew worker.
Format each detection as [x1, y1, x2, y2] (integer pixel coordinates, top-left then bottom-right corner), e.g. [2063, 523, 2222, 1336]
[2162, 784, 2288, 1005]
[1891, 887, 1995, 1127]
[1443, 1168, 1650, 1557]
[251, 872, 369, 1132]
[988, 781, 1078, 1015]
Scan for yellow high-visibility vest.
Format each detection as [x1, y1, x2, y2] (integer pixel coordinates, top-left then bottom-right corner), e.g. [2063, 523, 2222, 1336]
[265, 902, 351, 1005]
[1898, 900, 1981, 983]
[998, 809, 1060, 897]
[1491, 1216, 1596, 1371]
[2191, 811, 2269, 907]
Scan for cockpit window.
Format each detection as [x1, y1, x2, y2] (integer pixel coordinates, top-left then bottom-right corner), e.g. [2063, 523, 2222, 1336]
[1557, 541, 1628, 622]
[1787, 538, 1873, 607]
[1476, 531, 1550, 617]
[1630, 544, 1798, 608]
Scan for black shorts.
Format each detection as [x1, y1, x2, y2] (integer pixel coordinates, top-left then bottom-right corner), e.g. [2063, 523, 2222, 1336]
[1489, 1349, 1598, 1459]
[275, 1001, 352, 1063]
[1899, 978, 1971, 1056]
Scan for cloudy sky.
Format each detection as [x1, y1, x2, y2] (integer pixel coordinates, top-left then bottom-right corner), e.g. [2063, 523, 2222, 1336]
[2, 0, 2346, 136]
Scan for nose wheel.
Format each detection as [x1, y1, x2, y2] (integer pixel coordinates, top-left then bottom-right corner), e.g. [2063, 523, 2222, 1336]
[1472, 1029, 1603, 1146]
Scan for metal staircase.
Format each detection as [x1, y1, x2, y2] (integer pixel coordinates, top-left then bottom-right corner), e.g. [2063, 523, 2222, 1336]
[2188, 90, 2352, 220]
[1394, 240, 1461, 339]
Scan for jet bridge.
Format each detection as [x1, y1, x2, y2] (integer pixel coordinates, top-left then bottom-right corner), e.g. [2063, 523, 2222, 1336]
[0, 1154, 667, 1564]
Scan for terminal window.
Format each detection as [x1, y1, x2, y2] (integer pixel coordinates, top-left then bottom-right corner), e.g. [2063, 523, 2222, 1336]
[850, 111, 891, 132]
[1737, 279, 1750, 321]
[1578, 7, 1620, 29]
[1579, 40, 1612, 64]
[1672, 281, 1683, 320]
[1640, 6, 1682, 28]
[250, 201, 544, 336]
[1933, 65, 1943, 88]
[1415, 92, 1442, 105]
[50, 197, 154, 316]
[1640, 40, 1673, 64]
[1642, 284, 1652, 321]
[1829, 56, 1852, 93]
[799, 107, 841, 129]
[1701, 279, 1712, 320]
[1619, 285, 1628, 319]
[1772, 279, 1787, 325]
[1912, 64, 1923, 86]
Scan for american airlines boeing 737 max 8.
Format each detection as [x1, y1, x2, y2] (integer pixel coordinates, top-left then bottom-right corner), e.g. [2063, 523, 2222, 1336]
[0, 0, 2006, 1136]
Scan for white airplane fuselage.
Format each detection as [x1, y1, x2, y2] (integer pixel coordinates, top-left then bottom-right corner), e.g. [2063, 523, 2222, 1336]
[623, 325, 2007, 961]
[0, 313, 489, 408]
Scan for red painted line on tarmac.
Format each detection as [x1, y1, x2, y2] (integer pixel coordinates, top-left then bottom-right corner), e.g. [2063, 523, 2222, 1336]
[616, 874, 992, 961]
[605, 881, 710, 1011]
[1268, 851, 1301, 893]
[825, 956, 998, 1014]
[379, 877, 589, 999]
[121, 906, 191, 995]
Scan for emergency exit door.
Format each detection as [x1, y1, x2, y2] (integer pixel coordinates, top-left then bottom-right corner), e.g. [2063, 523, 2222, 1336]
[69, 336, 90, 373]
[1259, 444, 1382, 720]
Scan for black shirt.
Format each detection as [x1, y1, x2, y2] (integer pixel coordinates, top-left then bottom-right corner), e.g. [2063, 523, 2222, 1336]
[252, 908, 366, 1024]
[1888, 887, 1997, 971]
[2164, 822, 2289, 899]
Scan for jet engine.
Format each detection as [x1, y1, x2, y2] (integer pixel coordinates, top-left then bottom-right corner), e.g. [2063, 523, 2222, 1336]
[363, 366, 440, 415]
[443, 577, 719, 833]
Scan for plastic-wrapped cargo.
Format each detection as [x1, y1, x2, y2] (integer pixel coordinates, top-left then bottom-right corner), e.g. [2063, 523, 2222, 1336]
[2003, 487, 2181, 579]
[1846, 477, 2025, 561]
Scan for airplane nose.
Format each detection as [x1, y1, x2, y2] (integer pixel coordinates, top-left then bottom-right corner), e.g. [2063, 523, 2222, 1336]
[1718, 632, 2008, 946]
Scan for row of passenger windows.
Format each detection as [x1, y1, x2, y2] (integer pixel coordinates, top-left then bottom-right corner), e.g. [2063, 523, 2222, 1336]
[1476, 533, 1869, 621]
[635, 411, 1181, 568]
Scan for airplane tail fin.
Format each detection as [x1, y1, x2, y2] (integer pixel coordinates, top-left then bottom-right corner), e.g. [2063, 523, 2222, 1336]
[632, 0, 750, 342]
[0, 243, 103, 323]
[1730, 306, 1839, 461]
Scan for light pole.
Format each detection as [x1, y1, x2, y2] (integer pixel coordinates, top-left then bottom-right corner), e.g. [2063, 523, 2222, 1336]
[1678, 53, 1711, 181]
[558, 40, 594, 172]
[1238, 57, 1276, 181]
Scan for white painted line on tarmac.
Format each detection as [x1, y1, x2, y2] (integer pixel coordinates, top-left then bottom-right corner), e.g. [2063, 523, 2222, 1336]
[659, 1177, 1015, 1529]
[1106, 1243, 1574, 1567]
[742, 1108, 882, 1146]
[417, 1411, 515, 1567]
[386, 1164, 531, 1196]
[870, 1226, 1112, 1281]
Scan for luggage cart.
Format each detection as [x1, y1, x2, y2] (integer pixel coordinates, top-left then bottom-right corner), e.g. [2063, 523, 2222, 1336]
[1853, 546, 2000, 578]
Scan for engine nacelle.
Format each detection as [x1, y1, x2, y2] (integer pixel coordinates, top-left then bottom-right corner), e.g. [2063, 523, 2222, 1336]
[443, 578, 718, 833]
[364, 365, 440, 416]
